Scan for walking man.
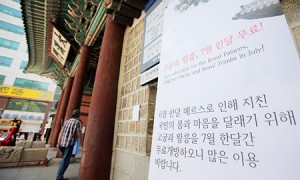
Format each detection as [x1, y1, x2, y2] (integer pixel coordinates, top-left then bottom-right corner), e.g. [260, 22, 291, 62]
[56, 109, 82, 180]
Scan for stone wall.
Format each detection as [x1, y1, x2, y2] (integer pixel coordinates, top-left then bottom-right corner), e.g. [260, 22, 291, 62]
[111, 12, 157, 180]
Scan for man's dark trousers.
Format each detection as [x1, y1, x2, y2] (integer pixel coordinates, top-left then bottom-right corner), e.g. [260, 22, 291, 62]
[56, 145, 74, 180]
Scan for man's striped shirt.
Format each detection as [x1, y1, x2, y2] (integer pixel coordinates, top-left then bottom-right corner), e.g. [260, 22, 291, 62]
[60, 118, 81, 147]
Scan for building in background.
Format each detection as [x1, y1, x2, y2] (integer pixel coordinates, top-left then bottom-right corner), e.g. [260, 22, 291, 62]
[42, 86, 61, 143]
[0, 0, 56, 140]
[49, 86, 62, 115]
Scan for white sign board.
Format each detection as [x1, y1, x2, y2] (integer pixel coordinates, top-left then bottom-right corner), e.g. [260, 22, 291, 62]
[132, 105, 140, 121]
[2, 110, 45, 121]
[82, 126, 86, 133]
[140, 64, 159, 85]
[51, 27, 71, 66]
[149, 0, 300, 180]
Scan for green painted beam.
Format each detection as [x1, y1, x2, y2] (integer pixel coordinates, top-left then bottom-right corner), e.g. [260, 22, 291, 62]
[70, 0, 107, 76]
[84, 2, 106, 45]
[70, 54, 80, 76]
[22, 0, 108, 87]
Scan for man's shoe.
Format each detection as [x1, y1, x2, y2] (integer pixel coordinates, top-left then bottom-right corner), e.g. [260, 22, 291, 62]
[62, 178, 68, 180]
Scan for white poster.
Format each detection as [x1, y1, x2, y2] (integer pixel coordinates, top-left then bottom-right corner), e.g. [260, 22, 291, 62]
[149, 0, 300, 180]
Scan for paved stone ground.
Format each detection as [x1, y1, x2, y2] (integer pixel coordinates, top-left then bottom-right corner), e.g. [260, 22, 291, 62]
[0, 148, 81, 180]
